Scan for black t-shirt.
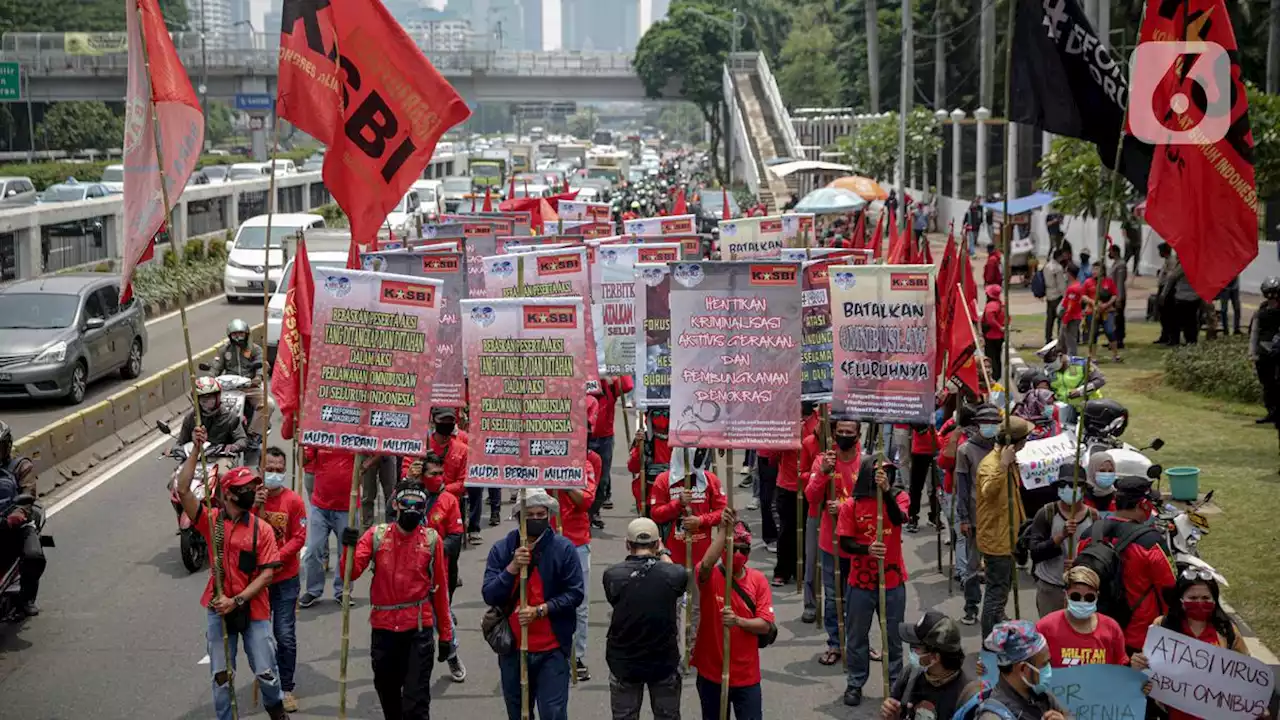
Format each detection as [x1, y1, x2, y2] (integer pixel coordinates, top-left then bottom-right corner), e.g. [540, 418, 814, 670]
[602, 555, 689, 682]
[891, 667, 970, 720]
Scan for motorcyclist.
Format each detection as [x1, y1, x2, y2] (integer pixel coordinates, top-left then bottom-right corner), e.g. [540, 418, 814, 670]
[179, 376, 249, 458]
[622, 201, 640, 222]
[212, 319, 264, 381]
[1036, 339, 1105, 424]
[0, 421, 45, 617]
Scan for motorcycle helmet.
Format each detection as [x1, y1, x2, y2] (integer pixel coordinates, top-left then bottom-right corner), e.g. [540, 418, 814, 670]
[194, 376, 222, 415]
[226, 318, 250, 347]
[1262, 276, 1280, 300]
[1082, 398, 1128, 439]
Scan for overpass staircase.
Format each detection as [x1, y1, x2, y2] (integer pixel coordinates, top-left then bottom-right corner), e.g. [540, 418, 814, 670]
[725, 52, 803, 213]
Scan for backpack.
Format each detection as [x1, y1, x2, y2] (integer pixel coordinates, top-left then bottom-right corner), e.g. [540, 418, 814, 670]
[370, 523, 439, 587]
[1030, 268, 1047, 299]
[717, 565, 778, 648]
[1073, 519, 1160, 629]
[0, 459, 22, 517]
[953, 682, 1016, 720]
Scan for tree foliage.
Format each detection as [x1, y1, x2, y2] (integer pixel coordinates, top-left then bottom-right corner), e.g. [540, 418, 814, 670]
[775, 4, 842, 108]
[656, 104, 705, 145]
[1248, 84, 1280, 198]
[835, 114, 898, 181]
[0, 0, 188, 34]
[566, 108, 599, 140]
[206, 102, 235, 145]
[36, 101, 122, 153]
[1037, 137, 1138, 223]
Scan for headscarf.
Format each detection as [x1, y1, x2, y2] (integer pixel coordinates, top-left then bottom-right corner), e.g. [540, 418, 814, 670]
[511, 488, 560, 517]
[1015, 388, 1056, 425]
[1086, 450, 1116, 496]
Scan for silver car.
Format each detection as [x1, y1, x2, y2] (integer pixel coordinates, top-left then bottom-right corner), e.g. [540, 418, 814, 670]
[0, 177, 38, 209]
[0, 275, 147, 404]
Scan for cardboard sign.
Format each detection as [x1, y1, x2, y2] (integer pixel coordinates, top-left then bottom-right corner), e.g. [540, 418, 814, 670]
[718, 215, 786, 260]
[633, 262, 671, 408]
[977, 652, 1148, 719]
[1016, 432, 1079, 490]
[1144, 625, 1275, 720]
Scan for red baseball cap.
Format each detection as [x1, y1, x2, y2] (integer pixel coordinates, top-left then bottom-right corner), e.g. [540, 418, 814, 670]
[221, 466, 260, 489]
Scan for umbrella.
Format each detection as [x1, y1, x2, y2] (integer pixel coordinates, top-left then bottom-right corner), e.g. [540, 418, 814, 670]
[828, 175, 889, 202]
[794, 187, 867, 215]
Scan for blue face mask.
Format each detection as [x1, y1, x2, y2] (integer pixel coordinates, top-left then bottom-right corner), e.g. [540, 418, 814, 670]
[1025, 663, 1054, 695]
[1094, 472, 1117, 489]
[1042, 405, 1055, 420]
[1057, 486, 1082, 505]
[264, 472, 287, 489]
[1067, 599, 1097, 620]
[978, 424, 998, 439]
[907, 649, 934, 671]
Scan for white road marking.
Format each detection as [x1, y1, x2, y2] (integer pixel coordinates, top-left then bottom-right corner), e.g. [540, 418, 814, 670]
[198, 654, 210, 665]
[46, 432, 172, 517]
[145, 293, 227, 326]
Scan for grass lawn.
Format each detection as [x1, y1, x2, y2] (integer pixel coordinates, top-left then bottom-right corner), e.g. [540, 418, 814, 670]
[1007, 313, 1280, 652]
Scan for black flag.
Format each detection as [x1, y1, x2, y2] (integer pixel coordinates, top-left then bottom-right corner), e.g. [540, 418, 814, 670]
[1011, 0, 1152, 194]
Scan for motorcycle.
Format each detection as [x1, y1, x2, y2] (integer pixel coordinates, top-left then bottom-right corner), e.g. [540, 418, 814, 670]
[0, 494, 55, 621]
[196, 361, 272, 468]
[1157, 489, 1227, 586]
[155, 422, 231, 573]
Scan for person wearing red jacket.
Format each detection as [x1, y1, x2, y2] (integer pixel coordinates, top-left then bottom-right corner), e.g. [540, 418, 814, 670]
[984, 242, 1003, 286]
[627, 408, 671, 515]
[256, 446, 307, 713]
[648, 447, 726, 659]
[982, 283, 1007, 383]
[299, 449, 378, 607]
[340, 482, 454, 719]
[905, 424, 941, 534]
[799, 404, 823, 624]
[589, 376, 634, 528]
[806, 418, 861, 666]
[758, 404, 813, 587]
[557, 395, 601, 682]
[409, 452, 468, 683]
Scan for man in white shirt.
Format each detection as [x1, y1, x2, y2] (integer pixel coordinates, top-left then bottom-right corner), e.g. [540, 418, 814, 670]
[1042, 248, 1069, 345]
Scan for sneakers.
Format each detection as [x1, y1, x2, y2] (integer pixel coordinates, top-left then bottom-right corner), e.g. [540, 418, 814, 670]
[801, 608, 817, 624]
[765, 542, 777, 554]
[960, 611, 978, 626]
[282, 693, 299, 713]
[468, 531, 483, 545]
[21, 601, 39, 617]
[297, 593, 319, 609]
[929, 517, 947, 532]
[602, 499, 614, 510]
[448, 656, 468, 683]
[746, 499, 760, 511]
[737, 476, 753, 488]
[575, 658, 591, 682]
[489, 509, 502, 527]
[590, 515, 605, 530]
[842, 688, 862, 707]
[905, 519, 919, 534]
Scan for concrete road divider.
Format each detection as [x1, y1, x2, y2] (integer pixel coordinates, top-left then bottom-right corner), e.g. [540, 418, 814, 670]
[13, 324, 265, 497]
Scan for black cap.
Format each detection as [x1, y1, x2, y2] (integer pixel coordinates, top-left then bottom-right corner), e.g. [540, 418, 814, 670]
[431, 407, 458, 422]
[899, 610, 963, 654]
[1115, 474, 1161, 503]
[1055, 464, 1087, 486]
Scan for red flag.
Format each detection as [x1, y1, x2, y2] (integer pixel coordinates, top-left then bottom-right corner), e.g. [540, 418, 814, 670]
[673, 188, 687, 215]
[945, 288, 982, 395]
[868, 212, 885, 259]
[563, 179, 571, 193]
[277, 0, 471, 249]
[509, 177, 517, 201]
[851, 211, 867, 250]
[959, 249, 978, 319]
[721, 188, 731, 220]
[1136, 0, 1256, 300]
[121, 0, 203, 303]
[482, 186, 493, 212]
[120, 235, 157, 305]
[887, 210, 914, 264]
[345, 237, 362, 270]
[272, 236, 315, 440]
[934, 230, 959, 377]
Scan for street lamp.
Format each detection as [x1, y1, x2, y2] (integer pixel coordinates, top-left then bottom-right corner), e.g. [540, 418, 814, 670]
[233, 20, 257, 51]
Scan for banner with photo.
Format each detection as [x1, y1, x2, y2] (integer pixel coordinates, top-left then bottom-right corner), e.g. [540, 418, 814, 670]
[562, 222, 615, 239]
[668, 261, 803, 449]
[559, 200, 612, 222]
[634, 262, 672, 408]
[299, 268, 444, 455]
[456, 221, 505, 298]
[624, 214, 696, 236]
[800, 255, 872, 401]
[590, 243, 682, 377]
[413, 222, 465, 247]
[718, 215, 786, 260]
[829, 264, 937, 424]
[460, 297, 590, 490]
[65, 32, 128, 55]
[360, 250, 467, 407]
[781, 213, 816, 248]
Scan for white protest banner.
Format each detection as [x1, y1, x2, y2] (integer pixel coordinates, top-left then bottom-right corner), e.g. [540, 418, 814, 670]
[559, 200, 611, 222]
[590, 243, 681, 377]
[718, 215, 785, 260]
[634, 262, 671, 408]
[1144, 624, 1275, 719]
[781, 213, 816, 247]
[781, 247, 873, 263]
[1016, 432, 1078, 490]
[624, 214, 696, 236]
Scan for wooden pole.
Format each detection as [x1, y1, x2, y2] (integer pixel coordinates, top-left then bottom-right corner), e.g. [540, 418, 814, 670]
[337, 454, 363, 718]
[681, 447, 695, 673]
[872, 425, 890, 696]
[516, 254, 530, 720]
[638, 410, 648, 517]
[795, 451, 804, 593]
[822, 405, 845, 655]
[719, 449, 735, 720]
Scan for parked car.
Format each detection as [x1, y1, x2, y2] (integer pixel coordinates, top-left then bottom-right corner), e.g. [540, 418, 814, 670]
[223, 213, 326, 302]
[0, 274, 147, 404]
[265, 251, 349, 366]
[228, 162, 274, 181]
[201, 165, 230, 184]
[383, 189, 424, 237]
[0, 177, 39, 209]
[411, 179, 444, 220]
[100, 165, 125, 193]
[441, 176, 471, 212]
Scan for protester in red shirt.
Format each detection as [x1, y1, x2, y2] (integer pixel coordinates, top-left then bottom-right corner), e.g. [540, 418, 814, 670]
[628, 408, 671, 515]
[1082, 262, 1123, 361]
[256, 447, 307, 712]
[173, 427, 286, 720]
[905, 424, 940, 534]
[796, 403, 822, 622]
[805, 419, 861, 665]
[692, 510, 776, 719]
[300, 449, 378, 607]
[983, 243, 1003, 286]
[558, 395, 601, 682]
[589, 376, 635, 528]
[406, 452, 468, 683]
[836, 458, 910, 708]
[982, 283, 1007, 382]
[341, 482, 455, 719]
[758, 405, 811, 588]
[1058, 278, 1086, 358]
[1036, 565, 1128, 668]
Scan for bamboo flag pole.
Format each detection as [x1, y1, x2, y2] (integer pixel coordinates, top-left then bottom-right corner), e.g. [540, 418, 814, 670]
[955, 283, 997, 393]
[934, 459, 943, 576]
[681, 447, 695, 673]
[337, 455, 364, 718]
[795, 451, 804, 593]
[515, 254, 531, 720]
[135, 9, 236, 718]
[638, 410, 648, 517]
[718, 448, 735, 720]
[820, 404, 844, 654]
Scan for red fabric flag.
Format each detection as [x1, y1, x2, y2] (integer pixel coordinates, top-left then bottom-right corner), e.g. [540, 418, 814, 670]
[868, 212, 885, 259]
[121, 0, 203, 303]
[934, 231, 959, 378]
[945, 288, 982, 395]
[120, 235, 157, 305]
[273, 236, 315, 440]
[887, 211, 911, 264]
[959, 249, 978, 321]
[277, 0, 471, 248]
[482, 186, 493, 212]
[851, 211, 866, 251]
[1136, 0, 1256, 300]
[345, 237, 362, 270]
[721, 187, 731, 220]
[509, 177, 517, 201]
[673, 188, 687, 215]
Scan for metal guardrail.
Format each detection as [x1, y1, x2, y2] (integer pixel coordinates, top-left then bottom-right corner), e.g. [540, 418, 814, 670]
[754, 52, 803, 159]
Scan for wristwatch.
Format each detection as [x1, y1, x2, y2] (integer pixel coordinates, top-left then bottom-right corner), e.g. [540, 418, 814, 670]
[233, 596, 245, 607]
[535, 604, 546, 619]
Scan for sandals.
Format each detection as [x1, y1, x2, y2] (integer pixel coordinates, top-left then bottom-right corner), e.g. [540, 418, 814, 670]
[819, 648, 842, 666]
[770, 577, 787, 587]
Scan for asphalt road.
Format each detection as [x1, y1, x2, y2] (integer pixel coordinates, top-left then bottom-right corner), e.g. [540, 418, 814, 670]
[0, 414, 1042, 720]
[3, 297, 253, 438]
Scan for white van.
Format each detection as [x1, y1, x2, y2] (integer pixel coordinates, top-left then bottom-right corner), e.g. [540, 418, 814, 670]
[223, 213, 326, 302]
[266, 249, 348, 364]
[228, 162, 274, 181]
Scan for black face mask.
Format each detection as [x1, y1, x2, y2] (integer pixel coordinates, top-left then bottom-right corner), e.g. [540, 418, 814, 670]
[230, 335, 247, 347]
[230, 489, 256, 509]
[525, 517, 551, 539]
[835, 435, 857, 451]
[434, 422, 455, 436]
[397, 509, 424, 532]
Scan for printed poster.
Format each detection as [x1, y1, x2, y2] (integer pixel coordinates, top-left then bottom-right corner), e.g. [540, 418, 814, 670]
[624, 214, 696, 236]
[781, 247, 873, 263]
[829, 264, 936, 424]
[439, 218, 509, 298]
[781, 213, 816, 248]
[634, 262, 671, 408]
[413, 222, 465, 247]
[558, 200, 611, 222]
[977, 654, 1148, 719]
[668, 261, 802, 450]
[632, 233, 703, 260]
[800, 258, 866, 401]
[562, 222, 615, 239]
[460, 297, 590, 490]
[360, 250, 467, 407]
[591, 243, 681, 377]
[461, 210, 530, 236]
[718, 215, 785, 260]
[299, 268, 444, 455]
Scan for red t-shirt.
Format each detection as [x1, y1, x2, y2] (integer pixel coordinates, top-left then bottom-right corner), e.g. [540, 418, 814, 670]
[194, 507, 282, 621]
[1036, 609, 1128, 668]
[510, 569, 559, 653]
[648, 470, 727, 566]
[982, 299, 1006, 340]
[910, 426, 938, 456]
[307, 448, 356, 512]
[554, 451, 599, 547]
[1061, 282, 1086, 324]
[756, 449, 802, 491]
[805, 452, 859, 556]
[259, 489, 307, 582]
[1082, 277, 1119, 310]
[692, 566, 775, 687]
[425, 489, 465, 539]
[591, 377, 634, 439]
[836, 492, 911, 590]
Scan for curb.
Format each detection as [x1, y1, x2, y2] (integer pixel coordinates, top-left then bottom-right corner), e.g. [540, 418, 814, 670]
[142, 280, 223, 320]
[13, 323, 265, 499]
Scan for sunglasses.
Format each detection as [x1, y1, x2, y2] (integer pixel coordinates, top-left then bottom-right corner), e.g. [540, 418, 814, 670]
[1068, 592, 1098, 603]
[1180, 568, 1215, 582]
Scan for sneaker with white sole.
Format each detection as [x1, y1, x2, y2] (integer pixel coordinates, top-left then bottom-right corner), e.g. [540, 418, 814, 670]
[282, 693, 299, 713]
[448, 656, 467, 683]
[297, 593, 319, 609]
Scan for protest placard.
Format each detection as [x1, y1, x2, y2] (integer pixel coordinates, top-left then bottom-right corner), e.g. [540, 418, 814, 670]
[1144, 624, 1275, 719]
[439, 218, 508, 298]
[460, 297, 590, 490]
[590, 243, 682, 377]
[781, 213, 815, 248]
[1017, 432, 1079, 490]
[718, 216, 786, 260]
[413, 222, 465, 247]
[781, 247, 874, 263]
[829, 264, 936, 424]
[298, 268, 443, 455]
[668, 261, 802, 449]
[624, 214, 696, 236]
[498, 234, 580, 254]
[562, 222, 615, 239]
[631, 233, 703, 260]
[481, 246, 601, 392]
[634, 262, 672, 408]
[360, 250, 467, 407]
[977, 652, 1148, 719]
[801, 258, 872, 401]
[559, 200, 611, 222]
[467, 210, 531, 236]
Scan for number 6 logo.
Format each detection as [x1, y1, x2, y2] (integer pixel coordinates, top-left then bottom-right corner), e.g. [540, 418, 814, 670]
[1128, 42, 1231, 146]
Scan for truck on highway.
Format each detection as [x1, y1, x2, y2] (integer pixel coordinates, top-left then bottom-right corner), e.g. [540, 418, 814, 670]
[584, 150, 629, 185]
[509, 144, 534, 174]
[557, 143, 587, 168]
[469, 149, 509, 193]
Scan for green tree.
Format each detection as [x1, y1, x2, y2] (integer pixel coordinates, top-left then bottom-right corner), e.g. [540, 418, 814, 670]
[775, 4, 842, 108]
[904, 107, 943, 166]
[1248, 84, 1280, 198]
[634, 2, 735, 184]
[656, 104, 704, 145]
[1037, 137, 1137, 230]
[566, 108, 599, 140]
[0, 0, 188, 34]
[206, 101, 235, 145]
[36, 101, 122, 153]
[835, 113, 898, 180]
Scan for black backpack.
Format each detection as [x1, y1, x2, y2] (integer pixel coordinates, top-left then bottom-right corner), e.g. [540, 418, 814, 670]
[0, 459, 21, 517]
[1073, 519, 1161, 628]
[718, 565, 778, 648]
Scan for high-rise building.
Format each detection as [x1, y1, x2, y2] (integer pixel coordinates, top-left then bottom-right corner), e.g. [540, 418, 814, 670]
[229, 0, 254, 48]
[187, 0, 236, 49]
[407, 19, 476, 51]
[561, 0, 638, 52]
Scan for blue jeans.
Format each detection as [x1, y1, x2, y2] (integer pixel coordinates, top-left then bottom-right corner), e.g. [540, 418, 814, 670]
[695, 675, 762, 720]
[820, 550, 851, 650]
[304, 506, 349, 599]
[588, 435, 615, 511]
[803, 515, 820, 611]
[955, 529, 982, 617]
[574, 544, 591, 660]
[206, 611, 282, 720]
[466, 487, 502, 532]
[268, 576, 300, 692]
[844, 584, 906, 693]
[499, 648, 570, 720]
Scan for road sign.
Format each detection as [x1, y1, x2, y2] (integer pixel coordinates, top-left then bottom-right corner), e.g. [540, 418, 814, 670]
[234, 93, 273, 112]
[0, 63, 21, 101]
